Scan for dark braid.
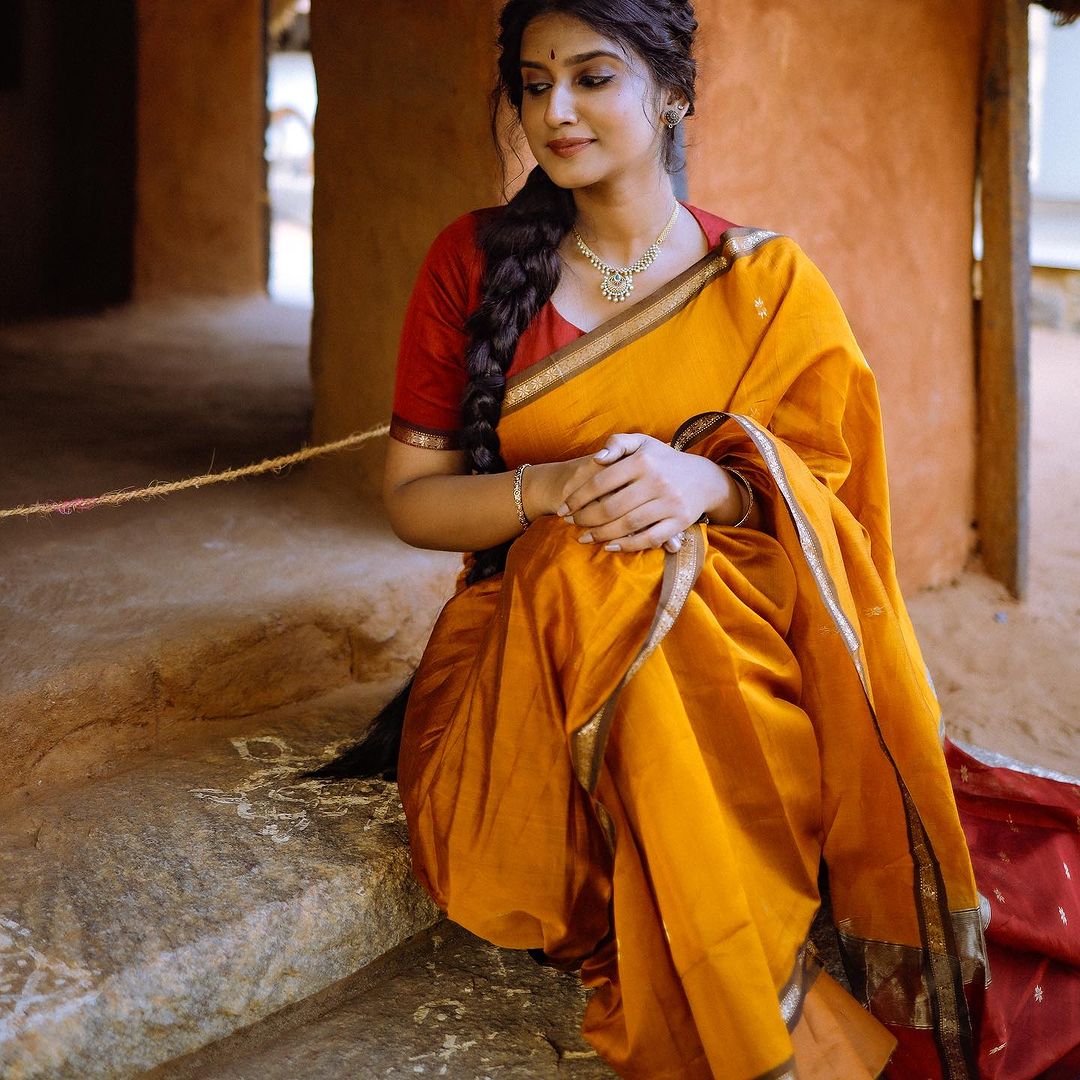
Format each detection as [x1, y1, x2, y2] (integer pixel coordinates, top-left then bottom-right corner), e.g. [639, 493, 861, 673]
[304, 0, 699, 780]
[462, 166, 575, 585]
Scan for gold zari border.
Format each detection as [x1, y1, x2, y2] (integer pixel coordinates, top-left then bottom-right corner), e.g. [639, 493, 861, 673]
[503, 228, 780, 414]
[389, 415, 461, 451]
[838, 908, 988, 1031]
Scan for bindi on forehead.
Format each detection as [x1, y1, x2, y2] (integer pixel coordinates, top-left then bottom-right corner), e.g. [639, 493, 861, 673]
[550, 49, 556, 59]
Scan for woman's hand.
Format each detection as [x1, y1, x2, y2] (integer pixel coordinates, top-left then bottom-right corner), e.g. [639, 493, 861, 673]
[554, 433, 740, 553]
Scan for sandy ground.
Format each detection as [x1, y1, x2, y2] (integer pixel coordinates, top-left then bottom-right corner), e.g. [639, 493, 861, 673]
[907, 327, 1079, 776]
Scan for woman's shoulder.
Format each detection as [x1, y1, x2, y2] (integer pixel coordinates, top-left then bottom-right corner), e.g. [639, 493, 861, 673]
[680, 205, 816, 282]
[414, 207, 506, 307]
[681, 202, 741, 248]
[428, 206, 503, 257]
[693, 214, 820, 281]
[682, 204, 798, 261]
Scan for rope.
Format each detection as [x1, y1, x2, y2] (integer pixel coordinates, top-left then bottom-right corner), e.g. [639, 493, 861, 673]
[0, 422, 390, 521]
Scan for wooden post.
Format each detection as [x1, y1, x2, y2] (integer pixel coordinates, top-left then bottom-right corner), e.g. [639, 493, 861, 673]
[977, 0, 1030, 597]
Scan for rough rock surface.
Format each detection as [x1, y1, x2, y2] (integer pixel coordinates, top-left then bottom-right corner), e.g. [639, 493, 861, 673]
[0, 475, 457, 798]
[0, 684, 441, 1079]
[167, 922, 613, 1080]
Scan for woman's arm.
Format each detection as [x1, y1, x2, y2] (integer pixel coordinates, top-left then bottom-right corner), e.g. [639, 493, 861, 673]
[383, 439, 606, 552]
[384, 434, 761, 553]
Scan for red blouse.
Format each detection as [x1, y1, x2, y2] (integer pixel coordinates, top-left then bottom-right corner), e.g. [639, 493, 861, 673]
[390, 202, 739, 450]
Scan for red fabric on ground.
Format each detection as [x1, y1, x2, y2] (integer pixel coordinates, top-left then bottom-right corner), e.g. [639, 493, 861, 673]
[944, 739, 1080, 1079]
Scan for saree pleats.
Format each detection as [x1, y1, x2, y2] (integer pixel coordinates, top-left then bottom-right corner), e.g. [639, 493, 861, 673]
[397, 229, 987, 1078]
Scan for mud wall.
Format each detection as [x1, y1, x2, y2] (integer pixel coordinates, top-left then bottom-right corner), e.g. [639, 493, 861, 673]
[689, 0, 984, 586]
[134, 0, 266, 298]
[307, 1, 504, 487]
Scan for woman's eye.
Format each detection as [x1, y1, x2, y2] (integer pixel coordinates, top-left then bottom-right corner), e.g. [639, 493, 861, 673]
[523, 83, 551, 96]
[580, 75, 615, 88]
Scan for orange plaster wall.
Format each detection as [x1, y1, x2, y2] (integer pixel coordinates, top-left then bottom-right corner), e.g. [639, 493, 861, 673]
[688, 0, 984, 589]
[134, 0, 266, 298]
[307, 1, 504, 485]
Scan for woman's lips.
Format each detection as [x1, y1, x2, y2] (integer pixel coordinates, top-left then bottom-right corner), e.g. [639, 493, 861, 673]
[547, 139, 594, 159]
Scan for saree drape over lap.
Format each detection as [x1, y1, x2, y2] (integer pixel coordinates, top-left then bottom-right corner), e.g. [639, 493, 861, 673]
[395, 225, 988, 1079]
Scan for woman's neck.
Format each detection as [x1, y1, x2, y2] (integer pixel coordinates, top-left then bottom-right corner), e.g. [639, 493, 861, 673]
[571, 177, 680, 268]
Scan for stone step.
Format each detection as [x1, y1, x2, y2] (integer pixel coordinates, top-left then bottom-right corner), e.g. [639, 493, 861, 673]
[0, 475, 459, 800]
[153, 922, 613, 1080]
[0, 681, 442, 1080]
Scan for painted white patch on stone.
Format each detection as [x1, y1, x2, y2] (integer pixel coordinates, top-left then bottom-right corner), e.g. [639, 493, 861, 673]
[412, 999, 466, 1025]
[188, 734, 407, 844]
[0, 916, 100, 1036]
[407, 1033, 478, 1066]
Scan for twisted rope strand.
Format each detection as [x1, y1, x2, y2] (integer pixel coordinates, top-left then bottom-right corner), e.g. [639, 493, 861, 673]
[0, 421, 390, 520]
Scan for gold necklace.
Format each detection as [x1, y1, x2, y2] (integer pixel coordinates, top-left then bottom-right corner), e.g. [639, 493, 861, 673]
[572, 202, 681, 303]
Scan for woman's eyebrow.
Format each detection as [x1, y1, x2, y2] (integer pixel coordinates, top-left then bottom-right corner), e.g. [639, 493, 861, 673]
[520, 50, 623, 70]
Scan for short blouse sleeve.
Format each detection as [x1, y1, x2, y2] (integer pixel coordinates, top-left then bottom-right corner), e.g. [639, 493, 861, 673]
[390, 211, 486, 450]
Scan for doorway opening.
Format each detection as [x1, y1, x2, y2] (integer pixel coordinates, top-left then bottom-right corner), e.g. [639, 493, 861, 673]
[266, 1, 315, 306]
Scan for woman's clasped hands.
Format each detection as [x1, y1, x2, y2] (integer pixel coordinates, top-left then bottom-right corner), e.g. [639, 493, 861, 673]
[541, 432, 741, 554]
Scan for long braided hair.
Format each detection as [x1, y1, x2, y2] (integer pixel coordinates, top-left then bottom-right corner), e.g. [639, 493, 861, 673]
[305, 0, 698, 781]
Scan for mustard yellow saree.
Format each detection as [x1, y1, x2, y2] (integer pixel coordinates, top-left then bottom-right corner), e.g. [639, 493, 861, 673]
[396, 228, 988, 1079]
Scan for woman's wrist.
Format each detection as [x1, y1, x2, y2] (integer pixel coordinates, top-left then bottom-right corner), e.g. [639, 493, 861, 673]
[520, 460, 563, 522]
[699, 459, 751, 526]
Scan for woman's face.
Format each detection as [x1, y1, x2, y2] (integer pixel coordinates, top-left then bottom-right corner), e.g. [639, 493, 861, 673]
[518, 13, 671, 191]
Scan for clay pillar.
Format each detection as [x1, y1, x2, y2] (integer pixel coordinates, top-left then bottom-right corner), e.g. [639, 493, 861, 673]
[308, 1, 503, 488]
[134, 0, 266, 297]
[688, 0, 984, 590]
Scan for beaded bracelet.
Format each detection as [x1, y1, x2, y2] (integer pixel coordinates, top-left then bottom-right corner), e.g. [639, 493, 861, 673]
[513, 463, 532, 529]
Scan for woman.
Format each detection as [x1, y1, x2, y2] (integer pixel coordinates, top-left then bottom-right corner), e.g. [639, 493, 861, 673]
[312, 2, 988, 1076]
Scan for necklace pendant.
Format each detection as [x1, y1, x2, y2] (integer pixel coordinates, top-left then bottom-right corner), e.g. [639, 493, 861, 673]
[601, 269, 634, 303]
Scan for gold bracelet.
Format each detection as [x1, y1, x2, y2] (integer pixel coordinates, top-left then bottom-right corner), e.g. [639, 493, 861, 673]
[513, 463, 532, 529]
[725, 467, 754, 527]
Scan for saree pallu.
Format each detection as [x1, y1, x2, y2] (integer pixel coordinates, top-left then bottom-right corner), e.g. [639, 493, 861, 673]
[397, 229, 989, 1079]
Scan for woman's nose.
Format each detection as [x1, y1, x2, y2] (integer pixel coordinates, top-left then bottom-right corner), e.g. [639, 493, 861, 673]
[544, 82, 577, 126]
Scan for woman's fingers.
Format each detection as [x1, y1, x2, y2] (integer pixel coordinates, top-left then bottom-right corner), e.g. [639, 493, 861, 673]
[593, 432, 648, 465]
[559, 456, 640, 517]
[557, 433, 649, 516]
[576, 500, 670, 545]
[604, 519, 685, 553]
[567, 481, 643, 528]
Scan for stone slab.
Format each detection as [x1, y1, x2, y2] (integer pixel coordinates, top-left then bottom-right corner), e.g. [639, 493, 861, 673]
[163, 922, 614, 1080]
[0, 683, 441, 1079]
[0, 475, 458, 799]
